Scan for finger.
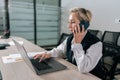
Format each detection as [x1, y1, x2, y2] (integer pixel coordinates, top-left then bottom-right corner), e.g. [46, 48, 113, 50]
[46, 54, 51, 59]
[72, 26, 75, 34]
[72, 26, 76, 37]
[74, 25, 78, 34]
[34, 54, 41, 59]
[74, 28, 76, 34]
[77, 24, 80, 33]
[73, 31, 75, 39]
[82, 25, 85, 33]
[44, 52, 49, 59]
[39, 54, 45, 62]
[72, 24, 76, 34]
[75, 24, 79, 33]
[44, 54, 48, 59]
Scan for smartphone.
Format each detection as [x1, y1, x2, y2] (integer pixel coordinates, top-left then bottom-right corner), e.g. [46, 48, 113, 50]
[79, 20, 89, 31]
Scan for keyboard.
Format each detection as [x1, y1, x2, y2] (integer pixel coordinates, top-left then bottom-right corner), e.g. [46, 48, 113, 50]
[31, 58, 51, 70]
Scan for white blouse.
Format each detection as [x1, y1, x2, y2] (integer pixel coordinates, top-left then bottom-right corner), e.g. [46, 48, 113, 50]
[49, 37, 102, 73]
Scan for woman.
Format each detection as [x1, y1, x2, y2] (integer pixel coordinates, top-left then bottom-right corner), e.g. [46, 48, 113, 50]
[34, 7, 105, 79]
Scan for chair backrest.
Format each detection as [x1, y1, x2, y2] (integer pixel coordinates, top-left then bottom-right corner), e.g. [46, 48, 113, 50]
[102, 31, 120, 45]
[101, 31, 120, 79]
[117, 34, 120, 47]
[88, 29, 102, 40]
[102, 31, 120, 57]
[57, 33, 70, 46]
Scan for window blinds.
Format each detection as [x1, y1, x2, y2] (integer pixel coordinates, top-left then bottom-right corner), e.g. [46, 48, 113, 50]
[0, 0, 5, 33]
[36, 4, 60, 46]
[9, 0, 60, 46]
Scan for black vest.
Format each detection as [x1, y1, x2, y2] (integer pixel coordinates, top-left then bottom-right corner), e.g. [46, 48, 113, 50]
[66, 32, 105, 79]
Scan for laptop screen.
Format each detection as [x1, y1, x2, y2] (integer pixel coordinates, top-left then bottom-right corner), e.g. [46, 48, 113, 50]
[13, 39, 36, 73]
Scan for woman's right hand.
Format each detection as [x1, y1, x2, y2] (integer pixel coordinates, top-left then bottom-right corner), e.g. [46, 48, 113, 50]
[33, 52, 51, 62]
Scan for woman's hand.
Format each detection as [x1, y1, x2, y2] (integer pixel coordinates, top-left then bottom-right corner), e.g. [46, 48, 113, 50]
[33, 52, 51, 62]
[72, 24, 86, 43]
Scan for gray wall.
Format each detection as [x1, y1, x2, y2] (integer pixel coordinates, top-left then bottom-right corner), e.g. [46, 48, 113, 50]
[61, 0, 120, 34]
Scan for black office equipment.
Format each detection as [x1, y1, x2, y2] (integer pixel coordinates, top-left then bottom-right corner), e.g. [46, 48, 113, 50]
[30, 58, 51, 71]
[79, 20, 89, 31]
[0, 44, 6, 49]
[0, 43, 10, 50]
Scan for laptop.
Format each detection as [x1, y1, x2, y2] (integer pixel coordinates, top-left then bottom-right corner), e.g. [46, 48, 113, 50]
[13, 39, 67, 75]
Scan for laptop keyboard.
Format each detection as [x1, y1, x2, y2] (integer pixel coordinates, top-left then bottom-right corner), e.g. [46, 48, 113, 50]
[31, 58, 51, 71]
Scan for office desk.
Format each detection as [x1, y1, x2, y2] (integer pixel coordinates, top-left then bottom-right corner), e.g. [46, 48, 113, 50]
[0, 37, 101, 80]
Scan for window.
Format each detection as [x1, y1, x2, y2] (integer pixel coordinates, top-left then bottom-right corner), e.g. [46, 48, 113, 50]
[9, 0, 34, 43]
[0, 0, 5, 35]
[8, 0, 60, 46]
[36, 0, 60, 46]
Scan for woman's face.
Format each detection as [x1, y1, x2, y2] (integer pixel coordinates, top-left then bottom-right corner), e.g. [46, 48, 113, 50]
[68, 13, 80, 33]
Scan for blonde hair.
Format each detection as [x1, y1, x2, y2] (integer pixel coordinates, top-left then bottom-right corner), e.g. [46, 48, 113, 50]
[70, 7, 92, 22]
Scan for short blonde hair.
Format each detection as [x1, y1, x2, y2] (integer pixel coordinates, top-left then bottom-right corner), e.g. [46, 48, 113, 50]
[70, 7, 92, 22]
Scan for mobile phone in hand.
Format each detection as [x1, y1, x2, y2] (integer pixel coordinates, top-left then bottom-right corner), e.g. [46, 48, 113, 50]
[79, 20, 89, 31]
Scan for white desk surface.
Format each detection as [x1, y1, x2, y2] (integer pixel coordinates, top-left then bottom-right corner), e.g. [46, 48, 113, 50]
[0, 37, 101, 80]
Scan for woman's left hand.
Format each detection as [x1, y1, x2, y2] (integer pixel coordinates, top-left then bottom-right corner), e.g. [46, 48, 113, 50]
[73, 24, 86, 43]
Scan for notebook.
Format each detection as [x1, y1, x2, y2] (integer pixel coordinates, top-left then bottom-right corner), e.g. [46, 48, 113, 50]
[13, 39, 67, 75]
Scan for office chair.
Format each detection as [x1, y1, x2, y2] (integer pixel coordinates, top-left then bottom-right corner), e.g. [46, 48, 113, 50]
[101, 31, 120, 80]
[114, 34, 120, 76]
[57, 33, 70, 46]
[117, 35, 120, 47]
[88, 29, 102, 40]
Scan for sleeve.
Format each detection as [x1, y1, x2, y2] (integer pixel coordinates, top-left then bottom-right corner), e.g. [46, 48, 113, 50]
[71, 41, 102, 73]
[49, 39, 67, 58]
